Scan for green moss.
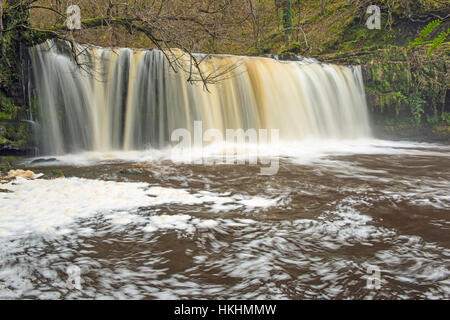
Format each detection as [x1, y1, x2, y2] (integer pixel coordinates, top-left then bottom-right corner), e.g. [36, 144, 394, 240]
[51, 169, 65, 178]
[0, 94, 22, 120]
[0, 2, 51, 149]
[0, 156, 17, 174]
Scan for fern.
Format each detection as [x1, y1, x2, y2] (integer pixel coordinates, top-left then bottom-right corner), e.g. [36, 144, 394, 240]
[426, 28, 449, 58]
[441, 112, 450, 125]
[407, 19, 443, 52]
[409, 93, 426, 126]
[420, 20, 442, 39]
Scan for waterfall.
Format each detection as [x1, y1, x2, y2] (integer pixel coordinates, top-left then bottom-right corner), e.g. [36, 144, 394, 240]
[30, 39, 371, 155]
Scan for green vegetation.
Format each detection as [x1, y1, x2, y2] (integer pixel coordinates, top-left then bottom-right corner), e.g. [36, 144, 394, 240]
[0, 95, 32, 149]
[0, 156, 16, 174]
[50, 169, 64, 178]
[408, 19, 449, 58]
[323, 42, 448, 140]
[0, 1, 50, 151]
[281, 0, 293, 40]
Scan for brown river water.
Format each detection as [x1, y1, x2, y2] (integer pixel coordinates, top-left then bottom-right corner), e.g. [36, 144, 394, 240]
[0, 140, 449, 299]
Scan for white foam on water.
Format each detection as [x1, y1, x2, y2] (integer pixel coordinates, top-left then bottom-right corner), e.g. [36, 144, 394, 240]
[0, 177, 279, 237]
[238, 197, 279, 209]
[143, 215, 194, 233]
[142, 215, 220, 233]
[0, 177, 155, 236]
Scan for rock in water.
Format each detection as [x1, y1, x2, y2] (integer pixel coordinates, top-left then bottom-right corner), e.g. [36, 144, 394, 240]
[6, 169, 43, 180]
[31, 158, 58, 164]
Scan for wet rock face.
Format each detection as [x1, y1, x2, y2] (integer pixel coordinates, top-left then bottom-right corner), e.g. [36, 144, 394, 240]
[278, 52, 299, 61]
[0, 143, 34, 156]
[31, 158, 58, 164]
[0, 142, 20, 155]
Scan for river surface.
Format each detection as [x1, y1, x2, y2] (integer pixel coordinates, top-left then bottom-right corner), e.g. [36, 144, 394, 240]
[0, 139, 449, 299]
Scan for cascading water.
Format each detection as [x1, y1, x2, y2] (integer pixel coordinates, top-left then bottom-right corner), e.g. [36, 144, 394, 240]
[30, 39, 371, 155]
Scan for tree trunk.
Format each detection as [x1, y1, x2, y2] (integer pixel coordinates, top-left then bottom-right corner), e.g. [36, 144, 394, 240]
[0, 0, 3, 41]
[294, 0, 301, 42]
[281, 0, 293, 42]
[321, 0, 326, 15]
